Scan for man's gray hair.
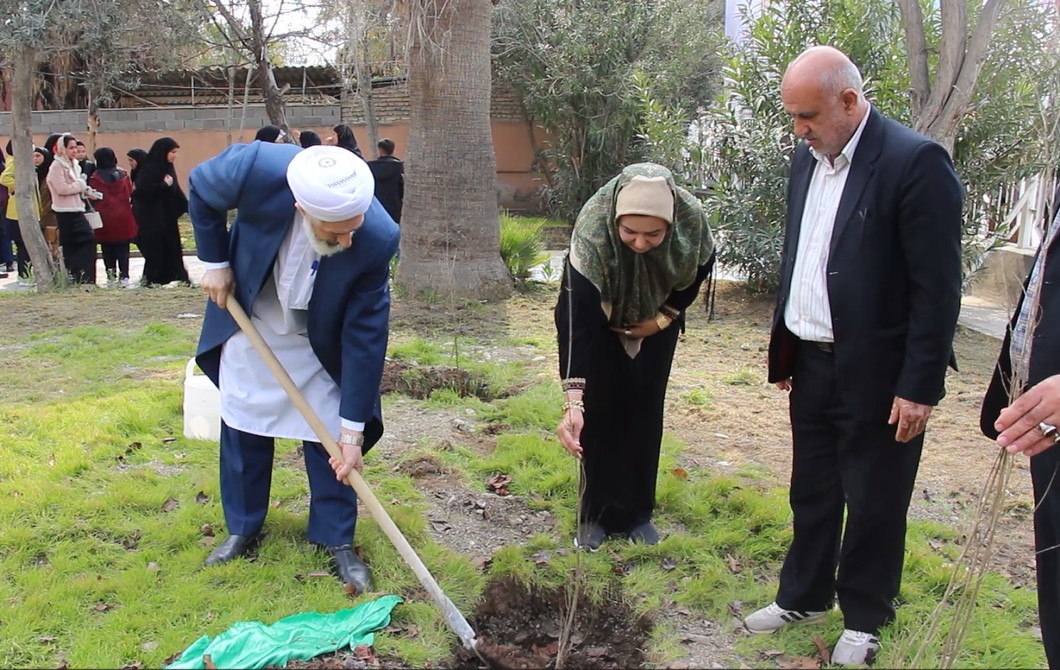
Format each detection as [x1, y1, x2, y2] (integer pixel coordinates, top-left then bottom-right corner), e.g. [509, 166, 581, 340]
[820, 58, 863, 97]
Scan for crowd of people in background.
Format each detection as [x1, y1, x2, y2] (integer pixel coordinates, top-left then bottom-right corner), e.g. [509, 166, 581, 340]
[0, 122, 403, 289]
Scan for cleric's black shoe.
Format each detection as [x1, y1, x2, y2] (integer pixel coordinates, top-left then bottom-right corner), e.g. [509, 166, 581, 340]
[204, 533, 261, 566]
[329, 545, 372, 595]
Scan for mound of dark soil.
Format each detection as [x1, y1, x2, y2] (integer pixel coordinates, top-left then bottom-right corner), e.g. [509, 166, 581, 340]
[380, 360, 495, 401]
[456, 576, 652, 669]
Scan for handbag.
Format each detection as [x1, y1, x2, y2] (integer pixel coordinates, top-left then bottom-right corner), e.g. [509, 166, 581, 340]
[84, 201, 103, 230]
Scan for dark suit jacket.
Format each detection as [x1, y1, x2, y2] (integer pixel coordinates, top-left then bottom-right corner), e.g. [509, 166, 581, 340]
[188, 141, 400, 449]
[767, 108, 964, 423]
[981, 236, 1060, 438]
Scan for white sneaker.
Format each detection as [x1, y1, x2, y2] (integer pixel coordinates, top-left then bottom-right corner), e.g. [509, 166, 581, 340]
[832, 629, 880, 666]
[119, 278, 131, 288]
[743, 601, 828, 634]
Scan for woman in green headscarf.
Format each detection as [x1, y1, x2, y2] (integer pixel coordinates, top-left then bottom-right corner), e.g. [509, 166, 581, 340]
[555, 163, 715, 551]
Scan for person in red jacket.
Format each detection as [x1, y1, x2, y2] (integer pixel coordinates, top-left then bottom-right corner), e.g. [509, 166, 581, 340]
[88, 148, 138, 287]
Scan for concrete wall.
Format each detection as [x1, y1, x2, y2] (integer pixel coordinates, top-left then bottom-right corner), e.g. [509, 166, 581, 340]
[1, 103, 546, 212]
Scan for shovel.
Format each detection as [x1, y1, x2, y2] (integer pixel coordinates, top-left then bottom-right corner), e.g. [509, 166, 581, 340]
[224, 299, 505, 669]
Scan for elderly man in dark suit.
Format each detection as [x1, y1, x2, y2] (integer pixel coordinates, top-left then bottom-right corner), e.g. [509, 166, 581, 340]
[742, 46, 964, 665]
[981, 199, 1060, 668]
[190, 142, 399, 595]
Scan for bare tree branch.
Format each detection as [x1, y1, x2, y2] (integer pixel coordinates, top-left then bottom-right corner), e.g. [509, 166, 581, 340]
[927, 0, 1007, 143]
[916, 0, 968, 135]
[896, 0, 930, 118]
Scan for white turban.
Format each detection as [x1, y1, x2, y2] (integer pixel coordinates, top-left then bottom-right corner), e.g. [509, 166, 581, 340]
[286, 145, 375, 222]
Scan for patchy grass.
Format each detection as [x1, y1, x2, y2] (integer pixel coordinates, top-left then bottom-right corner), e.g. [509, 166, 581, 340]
[0, 282, 1047, 669]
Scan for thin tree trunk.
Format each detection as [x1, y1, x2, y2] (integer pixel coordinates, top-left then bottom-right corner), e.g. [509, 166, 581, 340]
[226, 64, 236, 145]
[357, 36, 379, 152]
[248, 0, 293, 142]
[12, 45, 57, 291]
[899, 0, 1007, 153]
[87, 88, 100, 153]
[398, 0, 511, 301]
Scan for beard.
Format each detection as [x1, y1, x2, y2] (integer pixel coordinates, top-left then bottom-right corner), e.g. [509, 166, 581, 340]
[300, 213, 345, 256]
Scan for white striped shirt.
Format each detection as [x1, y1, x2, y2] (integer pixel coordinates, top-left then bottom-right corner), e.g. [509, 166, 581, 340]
[784, 108, 870, 342]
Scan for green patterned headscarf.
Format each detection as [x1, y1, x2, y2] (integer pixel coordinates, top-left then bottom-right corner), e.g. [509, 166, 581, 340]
[569, 163, 715, 326]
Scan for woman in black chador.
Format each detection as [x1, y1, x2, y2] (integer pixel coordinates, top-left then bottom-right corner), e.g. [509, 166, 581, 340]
[555, 163, 715, 551]
[133, 137, 189, 286]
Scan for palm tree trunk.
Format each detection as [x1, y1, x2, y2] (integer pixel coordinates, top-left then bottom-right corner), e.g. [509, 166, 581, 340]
[398, 0, 512, 301]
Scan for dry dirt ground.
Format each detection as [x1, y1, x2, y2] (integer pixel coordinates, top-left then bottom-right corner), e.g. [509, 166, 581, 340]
[0, 281, 1035, 669]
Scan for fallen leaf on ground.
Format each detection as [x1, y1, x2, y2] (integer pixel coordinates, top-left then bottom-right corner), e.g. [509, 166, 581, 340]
[147, 562, 160, 572]
[486, 473, 513, 496]
[306, 571, 331, 578]
[126, 441, 142, 453]
[200, 523, 214, 537]
[675, 606, 692, 616]
[531, 550, 551, 565]
[94, 602, 112, 612]
[141, 641, 159, 653]
[405, 624, 418, 638]
[929, 539, 944, 552]
[472, 555, 492, 570]
[55, 660, 69, 670]
[352, 645, 374, 662]
[671, 467, 688, 480]
[195, 491, 209, 504]
[725, 553, 742, 574]
[120, 662, 145, 669]
[760, 649, 784, 658]
[586, 647, 608, 658]
[779, 655, 820, 669]
[161, 498, 179, 513]
[811, 634, 831, 665]
[37, 636, 57, 643]
[727, 600, 744, 617]
[162, 437, 176, 444]
[662, 558, 678, 571]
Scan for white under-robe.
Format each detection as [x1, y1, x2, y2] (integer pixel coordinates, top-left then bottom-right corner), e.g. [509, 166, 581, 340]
[218, 216, 344, 441]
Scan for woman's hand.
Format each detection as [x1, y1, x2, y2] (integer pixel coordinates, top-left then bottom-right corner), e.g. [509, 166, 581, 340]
[556, 408, 584, 460]
[610, 314, 669, 339]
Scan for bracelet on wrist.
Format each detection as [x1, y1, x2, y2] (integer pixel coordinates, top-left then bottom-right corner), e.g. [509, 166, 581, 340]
[338, 432, 364, 447]
[655, 312, 672, 330]
[561, 400, 585, 413]
[660, 305, 681, 321]
[561, 377, 586, 392]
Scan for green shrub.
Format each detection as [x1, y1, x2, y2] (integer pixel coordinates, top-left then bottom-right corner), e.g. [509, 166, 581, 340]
[499, 214, 548, 281]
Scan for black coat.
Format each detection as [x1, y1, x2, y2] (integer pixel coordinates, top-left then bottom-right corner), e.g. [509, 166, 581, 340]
[367, 155, 404, 224]
[767, 108, 965, 422]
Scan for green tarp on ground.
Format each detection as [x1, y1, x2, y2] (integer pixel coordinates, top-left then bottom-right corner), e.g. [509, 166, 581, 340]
[165, 594, 402, 669]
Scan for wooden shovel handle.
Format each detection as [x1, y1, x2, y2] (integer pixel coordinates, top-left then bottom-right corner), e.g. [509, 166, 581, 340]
[224, 299, 479, 649]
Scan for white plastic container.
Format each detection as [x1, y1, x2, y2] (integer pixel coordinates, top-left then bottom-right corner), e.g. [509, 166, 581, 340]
[183, 358, 221, 442]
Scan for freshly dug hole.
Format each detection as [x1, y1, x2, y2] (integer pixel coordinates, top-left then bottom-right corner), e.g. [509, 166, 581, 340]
[455, 577, 652, 669]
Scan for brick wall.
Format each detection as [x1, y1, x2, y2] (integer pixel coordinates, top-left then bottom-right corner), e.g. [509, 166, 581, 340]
[0, 104, 342, 135]
[339, 80, 526, 125]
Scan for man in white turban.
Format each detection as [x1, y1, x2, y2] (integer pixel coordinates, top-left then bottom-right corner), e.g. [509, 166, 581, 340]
[189, 142, 399, 595]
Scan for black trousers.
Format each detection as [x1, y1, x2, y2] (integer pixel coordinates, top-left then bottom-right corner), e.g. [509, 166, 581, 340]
[775, 341, 923, 634]
[56, 211, 97, 285]
[4, 217, 29, 277]
[101, 242, 131, 280]
[1033, 447, 1060, 668]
